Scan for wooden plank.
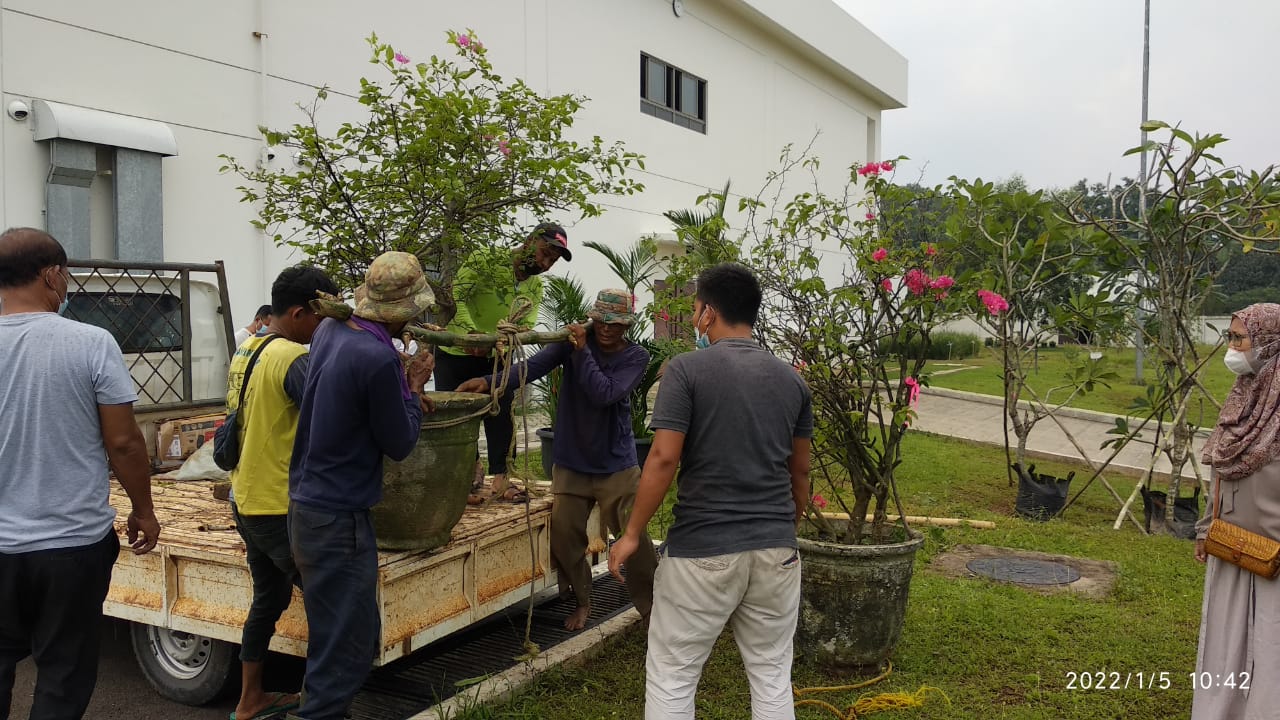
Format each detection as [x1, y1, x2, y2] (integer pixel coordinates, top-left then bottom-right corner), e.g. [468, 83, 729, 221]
[109, 481, 553, 564]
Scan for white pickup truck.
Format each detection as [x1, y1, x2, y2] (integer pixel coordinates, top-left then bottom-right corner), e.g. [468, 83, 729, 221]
[68, 260, 555, 705]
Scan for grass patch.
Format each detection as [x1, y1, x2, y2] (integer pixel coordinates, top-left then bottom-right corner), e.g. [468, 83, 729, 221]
[483, 432, 1202, 719]
[927, 345, 1231, 427]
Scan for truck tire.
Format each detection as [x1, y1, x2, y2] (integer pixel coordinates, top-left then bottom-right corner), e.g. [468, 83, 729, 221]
[129, 622, 238, 705]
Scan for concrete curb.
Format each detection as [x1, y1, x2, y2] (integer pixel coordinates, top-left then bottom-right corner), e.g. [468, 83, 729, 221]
[408, 608, 642, 720]
[921, 385, 1213, 439]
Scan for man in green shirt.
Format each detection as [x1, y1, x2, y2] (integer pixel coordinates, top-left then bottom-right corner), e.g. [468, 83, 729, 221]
[435, 222, 571, 500]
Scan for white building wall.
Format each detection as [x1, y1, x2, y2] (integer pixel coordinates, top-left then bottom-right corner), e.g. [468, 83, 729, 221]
[0, 0, 906, 324]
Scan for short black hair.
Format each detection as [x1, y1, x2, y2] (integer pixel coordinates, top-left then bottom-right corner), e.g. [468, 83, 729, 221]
[271, 266, 338, 316]
[254, 304, 273, 320]
[695, 262, 761, 327]
[0, 227, 67, 289]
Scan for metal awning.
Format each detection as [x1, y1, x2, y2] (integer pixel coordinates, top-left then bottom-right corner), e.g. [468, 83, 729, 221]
[32, 99, 178, 156]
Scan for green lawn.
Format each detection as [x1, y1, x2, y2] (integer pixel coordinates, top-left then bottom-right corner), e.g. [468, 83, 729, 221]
[478, 433, 1203, 719]
[926, 345, 1233, 428]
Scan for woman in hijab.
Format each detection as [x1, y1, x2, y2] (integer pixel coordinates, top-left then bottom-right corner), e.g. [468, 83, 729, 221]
[1193, 302, 1280, 720]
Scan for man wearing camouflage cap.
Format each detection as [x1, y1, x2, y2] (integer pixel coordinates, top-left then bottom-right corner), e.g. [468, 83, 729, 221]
[458, 289, 657, 631]
[287, 251, 435, 720]
[436, 222, 571, 502]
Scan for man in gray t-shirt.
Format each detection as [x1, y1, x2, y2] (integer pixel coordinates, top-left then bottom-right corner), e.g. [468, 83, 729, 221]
[0, 228, 160, 720]
[610, 263, 812, 720]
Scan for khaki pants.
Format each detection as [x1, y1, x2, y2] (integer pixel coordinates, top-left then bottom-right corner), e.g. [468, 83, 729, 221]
[551, 465, 656, 618]
[646, 547, 802, 720]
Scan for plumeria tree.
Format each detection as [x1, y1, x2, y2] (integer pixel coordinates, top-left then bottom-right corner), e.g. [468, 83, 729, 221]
[1065, 123, 1280, 532]
[739, 149, 982, 545]
[949, 178, 1126, 480]
[221, 31, 644, 317]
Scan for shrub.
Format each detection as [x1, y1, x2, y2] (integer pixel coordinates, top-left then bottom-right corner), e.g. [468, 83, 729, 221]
[881, 331, 983, 360]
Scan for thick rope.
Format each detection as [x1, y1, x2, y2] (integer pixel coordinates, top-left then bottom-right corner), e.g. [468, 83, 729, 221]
[793, 663, 950, 719]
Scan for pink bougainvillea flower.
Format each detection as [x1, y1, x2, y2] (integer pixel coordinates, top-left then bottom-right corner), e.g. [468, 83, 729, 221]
[394, 52, 410, 64]
[904, 268, 930, 296]
[865, 212, 877, 221]
[930, 275, 955, 291]
[871, 247, 888, 262]
[881, 161, 894, 172]
[657, 309, 671, 322]
[498, 139, 511, 156]
[812, 494, 828, 510]
[880, 278, 894, 293]
[977, 289, 1010, 315]
[903, 376, 921, 408]
[457, 34, 471, 47]
[925, 244, 937, 256]
[858, 162, 885, 177]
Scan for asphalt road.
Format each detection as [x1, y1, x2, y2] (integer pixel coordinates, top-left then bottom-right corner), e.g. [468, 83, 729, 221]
[9, 618, 303, 720]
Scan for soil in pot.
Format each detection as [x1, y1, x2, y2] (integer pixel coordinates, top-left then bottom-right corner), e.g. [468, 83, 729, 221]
[373, 391, 489, 551]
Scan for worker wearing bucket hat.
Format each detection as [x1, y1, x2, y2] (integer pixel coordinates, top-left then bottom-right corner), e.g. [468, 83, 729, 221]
[288, 251, 436, 720]
[457, 288, 657, 632]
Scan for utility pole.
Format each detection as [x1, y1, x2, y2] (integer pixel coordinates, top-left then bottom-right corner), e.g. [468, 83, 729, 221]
[1134, 0, 1150, 384]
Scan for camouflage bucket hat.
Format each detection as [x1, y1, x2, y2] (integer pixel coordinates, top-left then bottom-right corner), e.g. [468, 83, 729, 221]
[353, 251, 435, 323]
[587, 288, 637, 325]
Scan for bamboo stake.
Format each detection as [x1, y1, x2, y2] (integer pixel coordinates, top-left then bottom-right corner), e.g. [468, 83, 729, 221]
[815, 512, 995, 530]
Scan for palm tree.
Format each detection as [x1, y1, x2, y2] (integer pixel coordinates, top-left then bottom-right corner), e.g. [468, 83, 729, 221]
[662, 179, 738, 265]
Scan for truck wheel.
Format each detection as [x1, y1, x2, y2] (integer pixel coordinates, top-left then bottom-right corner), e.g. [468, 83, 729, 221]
[129, 622, 237, 705]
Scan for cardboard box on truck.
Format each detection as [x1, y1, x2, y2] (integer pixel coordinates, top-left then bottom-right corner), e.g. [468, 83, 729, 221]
[156, 413, 226, 462]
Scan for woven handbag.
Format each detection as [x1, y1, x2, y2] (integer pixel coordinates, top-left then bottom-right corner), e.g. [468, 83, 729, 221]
[1203, 476, 1280, 579]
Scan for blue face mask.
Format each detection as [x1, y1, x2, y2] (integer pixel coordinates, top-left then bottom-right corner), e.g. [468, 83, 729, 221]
[694, 306, 712, 349]
[57, 295, 70, 316]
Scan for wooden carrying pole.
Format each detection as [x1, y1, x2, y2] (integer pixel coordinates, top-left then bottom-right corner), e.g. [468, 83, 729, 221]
[310, 296, 572, 350]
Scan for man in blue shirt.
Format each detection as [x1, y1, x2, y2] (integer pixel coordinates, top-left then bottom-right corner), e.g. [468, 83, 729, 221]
[287, 251, 435, 720]
[458, 289, 657, 631]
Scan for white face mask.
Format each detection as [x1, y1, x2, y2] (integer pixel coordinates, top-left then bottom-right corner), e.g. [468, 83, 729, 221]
[1224, 348, 1257, 376]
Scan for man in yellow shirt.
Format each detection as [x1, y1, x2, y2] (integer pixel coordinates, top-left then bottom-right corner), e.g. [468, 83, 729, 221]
[225, 265, 337, 720]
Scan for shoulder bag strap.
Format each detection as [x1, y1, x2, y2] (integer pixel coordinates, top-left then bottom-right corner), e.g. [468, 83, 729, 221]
[237, 335, 280, 412]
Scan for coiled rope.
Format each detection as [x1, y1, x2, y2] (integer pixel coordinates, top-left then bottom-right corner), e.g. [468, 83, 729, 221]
[793, 663, 950, 719]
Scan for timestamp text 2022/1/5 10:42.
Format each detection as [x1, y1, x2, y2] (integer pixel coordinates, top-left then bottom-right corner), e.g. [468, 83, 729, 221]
[1065, 671, 1252, 691]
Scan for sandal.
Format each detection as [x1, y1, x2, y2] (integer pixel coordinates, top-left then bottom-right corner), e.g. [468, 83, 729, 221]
[494, 483, 529, 503]
[229, 691, 300, 720]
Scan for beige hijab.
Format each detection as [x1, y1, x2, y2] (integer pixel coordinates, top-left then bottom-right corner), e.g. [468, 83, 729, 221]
[1203, 303, 1280, 481]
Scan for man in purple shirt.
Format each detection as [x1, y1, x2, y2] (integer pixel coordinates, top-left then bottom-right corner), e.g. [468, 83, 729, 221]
[458, 289, 657, 631]
[287, 252, 435, 720]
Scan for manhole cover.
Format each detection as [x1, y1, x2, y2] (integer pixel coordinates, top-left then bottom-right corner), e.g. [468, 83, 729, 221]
[966, 557, 1081, 585]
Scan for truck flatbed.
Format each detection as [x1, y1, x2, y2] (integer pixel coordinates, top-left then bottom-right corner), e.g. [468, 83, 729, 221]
[106, 481, 555, 665]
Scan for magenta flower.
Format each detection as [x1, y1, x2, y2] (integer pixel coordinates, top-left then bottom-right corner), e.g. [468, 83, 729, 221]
[904, 268, 930, 296]
[394, 52, 410, 64]
[881, 161, 895, 172]
[903, 376, 921, 408]
[925, 244, 937, 256]
[930, 275, 955, 291]
[871, 247, 888, 262]
[880, 278, 894, 293]
[812, 494, 829, 510]
[977, 289, 1010, 315]
[457, 34, 471, 47]
[657, 309, 671, 322]
[498, 139, 511, 156]
[865, 212, 877, 221]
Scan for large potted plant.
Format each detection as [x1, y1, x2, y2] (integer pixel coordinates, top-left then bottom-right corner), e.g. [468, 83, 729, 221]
[221, 31, 643, 549]
[742, 151, 989, 671]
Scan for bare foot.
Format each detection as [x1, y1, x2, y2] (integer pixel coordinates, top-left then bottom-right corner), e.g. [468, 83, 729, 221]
[564, 604, 591, 631]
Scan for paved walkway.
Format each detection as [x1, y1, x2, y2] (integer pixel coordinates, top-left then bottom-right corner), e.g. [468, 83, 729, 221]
[915, 386, 1210, 483]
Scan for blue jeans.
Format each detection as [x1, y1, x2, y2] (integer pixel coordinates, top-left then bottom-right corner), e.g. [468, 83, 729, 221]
[287, 503, 379, 720]
[232, 504, 299, 663]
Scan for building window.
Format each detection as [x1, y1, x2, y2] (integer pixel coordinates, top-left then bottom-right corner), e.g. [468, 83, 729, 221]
[640, 53, 706, 133]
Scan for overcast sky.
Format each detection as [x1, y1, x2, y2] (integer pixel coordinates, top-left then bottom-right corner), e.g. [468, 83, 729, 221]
[833, 0, 1280, 191]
